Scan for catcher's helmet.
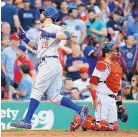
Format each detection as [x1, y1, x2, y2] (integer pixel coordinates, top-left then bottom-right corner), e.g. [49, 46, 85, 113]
[39, 7, 58, 22]
[102, 42, 119, 57]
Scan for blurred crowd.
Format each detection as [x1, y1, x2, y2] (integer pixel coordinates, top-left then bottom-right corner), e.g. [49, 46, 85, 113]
[1, 0, 138, 101]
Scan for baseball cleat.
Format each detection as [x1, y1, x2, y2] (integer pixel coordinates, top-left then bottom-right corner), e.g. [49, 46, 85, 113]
[10, 119, 32, 129]
[79, 105, 89, 126]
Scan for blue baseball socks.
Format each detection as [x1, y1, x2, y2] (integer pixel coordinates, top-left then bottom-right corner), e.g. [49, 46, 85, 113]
[60, 97, 82, 113]
[25, 97, 82, 122]
[25, 98, 40, 122]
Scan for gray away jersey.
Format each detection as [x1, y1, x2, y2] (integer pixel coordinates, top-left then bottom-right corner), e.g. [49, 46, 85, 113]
[34, 24, 65, 59]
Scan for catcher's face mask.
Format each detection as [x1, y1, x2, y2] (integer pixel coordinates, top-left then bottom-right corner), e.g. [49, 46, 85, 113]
[110, 45, 120, 60]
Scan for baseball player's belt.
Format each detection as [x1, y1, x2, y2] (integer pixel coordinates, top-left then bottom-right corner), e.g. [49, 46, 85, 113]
[99, 81, 106, 83]
[40, 56, 58, 63]
[98, 81, 116, 98]
[108, 94, 116, 98]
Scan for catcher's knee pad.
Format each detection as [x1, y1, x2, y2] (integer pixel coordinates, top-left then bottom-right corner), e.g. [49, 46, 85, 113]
[94, 120, 109, 131]
[70, 115, 81, 131]
[82, 115, 96, 130]
[109, 121, 118, 131]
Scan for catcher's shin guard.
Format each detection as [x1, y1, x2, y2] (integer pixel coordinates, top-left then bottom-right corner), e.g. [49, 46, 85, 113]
[70, 115, 81, 131]
[108, 121, 118, 131]
[94, 120, 109, 131]
[81, 114, 96, 130]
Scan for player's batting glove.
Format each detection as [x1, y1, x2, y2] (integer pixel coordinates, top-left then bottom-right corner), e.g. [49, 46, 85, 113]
[116, 101, 128, 123]
[18, 27, 26, 39]
[41, 30, 56, 38]
[18, 27, 30, 44]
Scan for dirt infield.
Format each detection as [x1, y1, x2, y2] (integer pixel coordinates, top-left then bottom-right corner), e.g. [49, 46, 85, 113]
[2, 130, 138, 137]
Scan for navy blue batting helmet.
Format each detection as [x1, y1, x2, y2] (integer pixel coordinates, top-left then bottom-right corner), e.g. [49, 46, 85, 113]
[39, 7, 58, 22]
[102, 42, 119, 57]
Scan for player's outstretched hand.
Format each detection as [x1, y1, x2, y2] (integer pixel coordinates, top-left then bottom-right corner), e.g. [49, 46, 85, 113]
[18, 27, 26, 40]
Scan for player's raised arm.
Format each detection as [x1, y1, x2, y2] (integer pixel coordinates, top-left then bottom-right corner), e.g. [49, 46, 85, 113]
[56, 31, 71, 40]
[18, 27, 34, 48]
[40, 29, 71, 40]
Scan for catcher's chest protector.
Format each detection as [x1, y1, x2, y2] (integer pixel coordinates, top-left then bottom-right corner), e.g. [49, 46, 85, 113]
[104, 61, 122, 93]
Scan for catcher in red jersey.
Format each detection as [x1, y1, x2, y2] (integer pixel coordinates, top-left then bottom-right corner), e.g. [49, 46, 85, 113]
[70, 42, 128, 131]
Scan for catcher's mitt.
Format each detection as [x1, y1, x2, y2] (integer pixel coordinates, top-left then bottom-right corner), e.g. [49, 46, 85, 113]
[117, 105, 128, 122]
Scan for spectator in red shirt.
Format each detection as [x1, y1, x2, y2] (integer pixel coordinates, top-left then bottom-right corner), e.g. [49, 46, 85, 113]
[14, 44, 37, 85]
[58, 46, 72, 70]
[58, 22, 72, 70]
[78, 3, 87, 22]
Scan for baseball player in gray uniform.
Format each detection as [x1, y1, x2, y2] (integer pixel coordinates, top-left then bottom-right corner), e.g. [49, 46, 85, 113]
[10, 6, 88, 129]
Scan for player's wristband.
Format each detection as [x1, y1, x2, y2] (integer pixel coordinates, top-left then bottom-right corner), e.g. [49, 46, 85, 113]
[23, 37, 30, 44]
[116, 101, 122, 107]
[90, 90, 97, 100]
[63, 31, 71, 40]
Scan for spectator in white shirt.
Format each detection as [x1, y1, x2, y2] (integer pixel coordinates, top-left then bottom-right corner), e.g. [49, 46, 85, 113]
[73, 66, 90, 99]
[64, 8, 86, 44]
[94, 0, 110, 23]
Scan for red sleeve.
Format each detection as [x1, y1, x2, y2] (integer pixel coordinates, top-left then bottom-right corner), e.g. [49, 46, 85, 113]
[89, 76, 99, 100]
[62, 50, 67, 56]
[58, 48, 66, 55]
[27, 60, 34, 71]
[96, 61, 106, 71]
[89, 76, 99, 85]
[91, 90, 97, 100]
[15, 58, 18, 64]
